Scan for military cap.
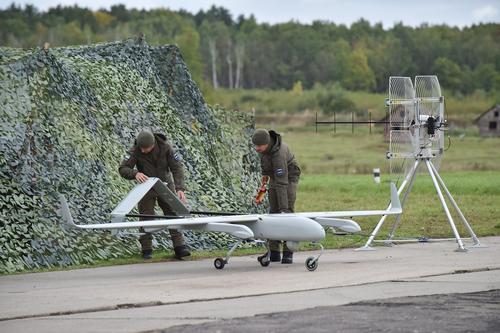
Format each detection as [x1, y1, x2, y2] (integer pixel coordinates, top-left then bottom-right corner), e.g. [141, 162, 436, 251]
[252, 129, 271, 145]
[137, 130, 155, 148]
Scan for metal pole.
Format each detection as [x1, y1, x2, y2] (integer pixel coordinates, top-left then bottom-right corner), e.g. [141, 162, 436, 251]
[429, 162, 482, 246]
[189, 210, 244, 216]
[224, 239, 242, 263]
[126, 213, 183, 219]
[356, 160, 419, 251]
[425, 159, 467, 252]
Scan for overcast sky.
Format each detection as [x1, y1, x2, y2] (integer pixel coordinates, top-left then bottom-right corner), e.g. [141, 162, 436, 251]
[1, 0, 499, 28]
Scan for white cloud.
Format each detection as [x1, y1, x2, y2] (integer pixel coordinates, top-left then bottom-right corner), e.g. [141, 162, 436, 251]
[472, 5, 498, 20]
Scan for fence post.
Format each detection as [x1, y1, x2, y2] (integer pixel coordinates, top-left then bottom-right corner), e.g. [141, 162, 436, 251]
[352, 112, 354, 134]
[369, 111, 372, 134]
[334, 112, 336, 134]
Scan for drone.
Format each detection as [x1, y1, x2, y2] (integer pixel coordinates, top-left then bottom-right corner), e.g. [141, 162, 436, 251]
[59, 177, 401, 271]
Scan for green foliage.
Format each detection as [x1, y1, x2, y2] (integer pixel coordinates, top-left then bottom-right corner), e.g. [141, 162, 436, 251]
[342, 48, 376, 91]
[210, 87, 495, 128]
[291, 81, 303, 96]
[0, 4, 498, 94]
[433, 57, 463, 92]
[317, 83, 356, 114]
[0, 39, 263, 273]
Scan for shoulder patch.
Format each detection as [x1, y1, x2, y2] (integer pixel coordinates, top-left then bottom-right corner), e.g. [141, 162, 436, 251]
[173, 152, 182, 161]
[124, 153, 130, 160]
[275, 168, 284, 177]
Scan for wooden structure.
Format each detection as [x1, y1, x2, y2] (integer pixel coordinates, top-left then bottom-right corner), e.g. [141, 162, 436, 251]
[476, 105, 500, 137]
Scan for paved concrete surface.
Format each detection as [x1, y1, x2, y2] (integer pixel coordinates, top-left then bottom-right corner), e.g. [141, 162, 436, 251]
[1, 237, 499, 333]
[160, 289, 500, 333]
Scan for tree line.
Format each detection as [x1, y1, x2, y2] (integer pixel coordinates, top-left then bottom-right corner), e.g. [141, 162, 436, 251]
[1, 3, 498, 94]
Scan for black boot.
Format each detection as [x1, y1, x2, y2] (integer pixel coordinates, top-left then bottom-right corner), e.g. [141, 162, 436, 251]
[270, 250, 281, 262]
[281, 251, 293, 264]
[142, 249, 153, 260]
[174, 245, 191, 260]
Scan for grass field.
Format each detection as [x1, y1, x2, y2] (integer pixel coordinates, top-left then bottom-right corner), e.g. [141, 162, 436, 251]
[211, 88, 497, 126]
[284, 130, 500, 248]
[278, 128, 500, 174]
[296, 172, 500, 241]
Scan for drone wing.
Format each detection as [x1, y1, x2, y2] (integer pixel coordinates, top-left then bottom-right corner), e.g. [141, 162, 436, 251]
[293, 183, 401, 233]
[59, 195, 258, 239]
[296, 183, 401, 219]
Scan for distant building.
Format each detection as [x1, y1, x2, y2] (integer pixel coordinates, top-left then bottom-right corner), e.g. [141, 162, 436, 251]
[375, 107, 407, 142]
[475, 105, 500, 137]
[377, 114, 391, 141]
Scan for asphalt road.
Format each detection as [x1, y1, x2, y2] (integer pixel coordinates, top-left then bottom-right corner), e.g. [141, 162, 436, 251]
[1, 236, 499, 333]
[160, 289, 500, 333]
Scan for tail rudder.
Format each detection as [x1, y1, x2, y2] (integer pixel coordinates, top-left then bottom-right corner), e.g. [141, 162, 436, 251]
[389, 183, 402, 214]
[58, 194, 76, 228]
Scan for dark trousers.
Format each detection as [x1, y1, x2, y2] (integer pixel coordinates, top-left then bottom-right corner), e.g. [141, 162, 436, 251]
[268, 181, 298, 252]
[138, 189, 185, 251]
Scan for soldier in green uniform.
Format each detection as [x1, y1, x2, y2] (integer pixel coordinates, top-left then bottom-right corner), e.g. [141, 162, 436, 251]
[252, 129, 301, 264]
[119, 130, 191, 260]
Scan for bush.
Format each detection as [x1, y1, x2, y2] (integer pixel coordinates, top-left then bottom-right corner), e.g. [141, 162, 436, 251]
[317, 83, 356, 115]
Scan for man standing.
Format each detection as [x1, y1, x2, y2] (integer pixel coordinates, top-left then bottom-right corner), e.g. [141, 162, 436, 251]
[252, 129, 301, 264]
[119, 130, 190, 260]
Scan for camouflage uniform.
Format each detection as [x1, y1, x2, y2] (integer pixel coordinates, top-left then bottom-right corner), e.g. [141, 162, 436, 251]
[259, 130, 301, 253]
[119, 133, 186, 251]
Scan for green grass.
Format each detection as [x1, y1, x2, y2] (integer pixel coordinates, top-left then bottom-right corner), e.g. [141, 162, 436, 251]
[296, 172, 500, 243]
[287, 130, 500, 243]
[210, 88, 497, 127]
[279, 130, 500, 174]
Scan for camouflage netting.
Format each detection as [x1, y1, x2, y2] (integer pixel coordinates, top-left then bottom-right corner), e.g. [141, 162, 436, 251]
[0, 39, 263, 273]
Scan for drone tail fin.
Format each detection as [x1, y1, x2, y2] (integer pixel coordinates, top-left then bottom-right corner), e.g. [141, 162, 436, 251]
[58, 194, 77, 228]
[389, 182, 402, 214]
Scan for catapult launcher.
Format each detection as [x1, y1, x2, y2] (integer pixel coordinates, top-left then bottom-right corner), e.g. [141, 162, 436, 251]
[358, 76, 483, 252]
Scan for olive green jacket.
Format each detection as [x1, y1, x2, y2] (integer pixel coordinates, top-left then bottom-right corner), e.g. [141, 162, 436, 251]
[119, 133, 185, 191]
[260, 130, 301, 211]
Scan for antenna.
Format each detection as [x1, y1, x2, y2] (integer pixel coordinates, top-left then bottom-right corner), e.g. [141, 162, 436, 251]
[357, 75, 484, 252]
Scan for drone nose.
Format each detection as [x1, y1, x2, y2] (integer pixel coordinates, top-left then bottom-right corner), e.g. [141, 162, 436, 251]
[306, 219, 326, 241]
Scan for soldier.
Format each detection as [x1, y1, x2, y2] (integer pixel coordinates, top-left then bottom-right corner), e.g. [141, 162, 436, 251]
[252, 129, 301, 264]
[119, 130, 191, 260]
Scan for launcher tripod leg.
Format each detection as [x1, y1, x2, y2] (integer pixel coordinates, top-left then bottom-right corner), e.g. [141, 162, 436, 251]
[425, 160, 467, 252]
[386, 159, 421, 244]
[356, 160, 419, 251]
[428, 162, 484, 248]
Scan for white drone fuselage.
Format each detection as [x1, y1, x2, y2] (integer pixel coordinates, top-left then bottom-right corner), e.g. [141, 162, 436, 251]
[59, 178, 402, 252]
[58, 176, 402, 270]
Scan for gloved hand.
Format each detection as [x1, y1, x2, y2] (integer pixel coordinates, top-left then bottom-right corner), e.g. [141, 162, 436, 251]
[255, 176, 270, 205]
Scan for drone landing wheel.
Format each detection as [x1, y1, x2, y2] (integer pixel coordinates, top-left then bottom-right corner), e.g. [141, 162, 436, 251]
[305, 257, 318, 271]
[214, 257, 226, 269]
[258, 254, 270, 267]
